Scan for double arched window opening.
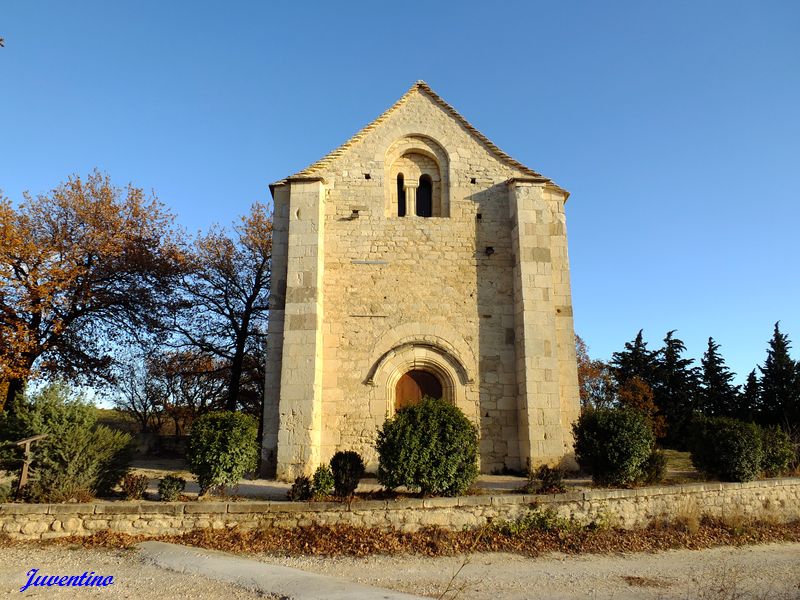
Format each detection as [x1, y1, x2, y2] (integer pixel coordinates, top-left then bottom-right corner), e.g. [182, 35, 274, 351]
[386, 136, 448, 218]
[396, 173, 434, 218]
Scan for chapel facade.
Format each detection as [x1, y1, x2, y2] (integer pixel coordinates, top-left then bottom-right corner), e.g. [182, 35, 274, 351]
[262, 82, 581, 480]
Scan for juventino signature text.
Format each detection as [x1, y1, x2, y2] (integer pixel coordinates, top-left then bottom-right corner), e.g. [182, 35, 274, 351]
[20, 569, 114, 592]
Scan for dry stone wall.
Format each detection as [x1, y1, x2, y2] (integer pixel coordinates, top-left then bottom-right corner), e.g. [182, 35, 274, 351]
[3, 478, 799, 541]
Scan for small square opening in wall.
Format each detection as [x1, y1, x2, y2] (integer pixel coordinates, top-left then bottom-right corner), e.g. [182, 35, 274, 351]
[470, 177, 477, 184]
[476, 213, 482, 220]
[364, 173, 371, 180]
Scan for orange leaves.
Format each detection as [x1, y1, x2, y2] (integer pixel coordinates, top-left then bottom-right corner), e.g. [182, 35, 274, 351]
[618, 377, 668, 438]
[0, 170, 185, 402]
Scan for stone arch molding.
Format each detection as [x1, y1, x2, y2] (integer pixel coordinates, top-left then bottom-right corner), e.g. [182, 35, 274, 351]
[365, 323, 479, 422]
[383, 135, 450, 217]
[367, 322, 476, 383]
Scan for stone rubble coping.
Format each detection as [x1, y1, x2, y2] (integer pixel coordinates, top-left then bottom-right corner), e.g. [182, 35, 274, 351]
[3, 477, 798, 516]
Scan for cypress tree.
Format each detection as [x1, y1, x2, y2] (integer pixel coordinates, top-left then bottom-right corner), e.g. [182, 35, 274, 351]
[611, 330, 659, 388]
[738, 369, 760, 423]
[759, 322, 799, 428]
[652, 330, 699, 447]
[699, 337, 740, 418]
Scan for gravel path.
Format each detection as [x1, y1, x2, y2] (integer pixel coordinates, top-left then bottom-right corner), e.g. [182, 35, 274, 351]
[2, 542, 798, 599]
[261, 543, 800, 599]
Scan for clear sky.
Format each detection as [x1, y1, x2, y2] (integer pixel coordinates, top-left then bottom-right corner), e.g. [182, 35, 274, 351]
[1, 1, 798, 383]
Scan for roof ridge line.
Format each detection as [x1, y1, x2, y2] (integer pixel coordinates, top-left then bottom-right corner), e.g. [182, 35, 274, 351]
[274, 81, 566, 196]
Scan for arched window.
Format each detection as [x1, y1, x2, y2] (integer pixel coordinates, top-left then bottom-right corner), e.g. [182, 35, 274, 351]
[417, 174, 432, 217]
[397, 173, 406, 217]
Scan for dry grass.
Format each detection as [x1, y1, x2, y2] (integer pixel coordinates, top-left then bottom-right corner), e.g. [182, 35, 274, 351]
[622, 575, 670, 588]
[689, 565, 800, 600]
[4, 516, 799, 559]
[672, 499, 702, 534]
[662, 449, 704, 483]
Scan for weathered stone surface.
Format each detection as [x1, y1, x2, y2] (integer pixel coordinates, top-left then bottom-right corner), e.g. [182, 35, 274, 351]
[139, 503, 185, 515]
[184, 502, 227, 514]
[263, 82, 581, 480]
[49, 504, 96, 514]
[94, 503, 140, 514]
[226, 502, 273, 514]
[2, 479, 798, 540]
[1, 503, 49, 514]
[21, 521, 49, 535]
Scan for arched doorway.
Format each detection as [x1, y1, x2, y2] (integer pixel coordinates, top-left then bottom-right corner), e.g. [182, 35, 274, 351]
[395, 369, 443, 410]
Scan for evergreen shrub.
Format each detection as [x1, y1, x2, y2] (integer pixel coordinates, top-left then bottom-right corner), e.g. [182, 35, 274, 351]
[690, 416, 763, 482]
[760, 426, 794, 477]
[330, 451, 365, 498]
[0, 384, 132, 502]
[312, 464, 335, 499]
[640, 449, 668, 484]
[572, 408, 654, 486]
[158, 475, 186, 501]
[376, 396, 478, 496]
[187, 411, 259, 495]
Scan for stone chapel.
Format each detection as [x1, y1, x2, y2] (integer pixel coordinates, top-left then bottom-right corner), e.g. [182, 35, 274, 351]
[262, 81, 581, 480]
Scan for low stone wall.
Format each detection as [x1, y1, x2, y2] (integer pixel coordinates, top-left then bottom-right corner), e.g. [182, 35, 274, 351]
[2, 478, 799, 540]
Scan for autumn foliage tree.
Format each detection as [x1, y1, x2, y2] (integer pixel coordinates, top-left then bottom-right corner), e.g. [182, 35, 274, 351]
[0, 171, 183, 410]
[617, 376, 667, 438]
[575, 335, 615, 410]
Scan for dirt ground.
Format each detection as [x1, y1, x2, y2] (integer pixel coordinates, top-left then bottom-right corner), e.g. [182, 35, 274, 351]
[266, 543, 800, 599]
[2, 542, 798, 599]
[0, 545, 262, 599]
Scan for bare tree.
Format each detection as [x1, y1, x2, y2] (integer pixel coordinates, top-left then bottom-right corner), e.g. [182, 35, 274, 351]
[168, 203, 271, 412]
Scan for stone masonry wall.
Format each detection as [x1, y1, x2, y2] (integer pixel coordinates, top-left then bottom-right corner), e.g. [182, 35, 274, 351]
[265, 86, 581, 477]
[318, 91, 530, 473]
[3, 478, 799, 540]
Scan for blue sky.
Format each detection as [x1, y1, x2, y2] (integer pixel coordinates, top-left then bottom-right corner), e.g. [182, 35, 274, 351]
[1, 1, 798, 382]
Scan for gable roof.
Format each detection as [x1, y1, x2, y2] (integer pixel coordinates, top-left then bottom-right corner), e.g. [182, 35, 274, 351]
[272, 81, 567, 197]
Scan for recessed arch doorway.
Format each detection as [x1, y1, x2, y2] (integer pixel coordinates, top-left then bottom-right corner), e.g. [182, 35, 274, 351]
[395, 369, 443, 410]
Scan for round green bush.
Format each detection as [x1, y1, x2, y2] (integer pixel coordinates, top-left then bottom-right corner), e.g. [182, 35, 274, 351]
[158, 475, 186, 502]
[187, 411, 259, 494]
[329, 451, 365, 498]
[760, 426, 794, 477]
[376, 396, 479, 496]
[690, 416, 763, 482]
[572, 408, 654, 486]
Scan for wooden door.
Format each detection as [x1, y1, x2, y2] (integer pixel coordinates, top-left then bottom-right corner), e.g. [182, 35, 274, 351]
[395, 370, 443, 410]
